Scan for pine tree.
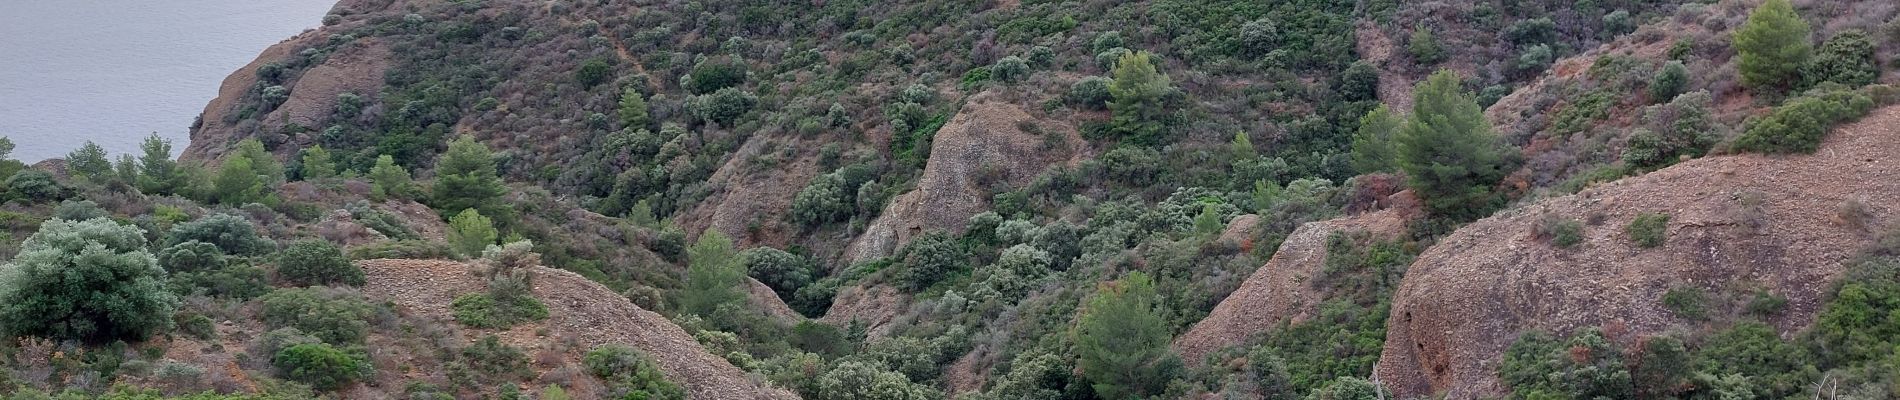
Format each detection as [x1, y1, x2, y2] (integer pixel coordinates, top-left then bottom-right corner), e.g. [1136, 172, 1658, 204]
[1108, 51, 1172, 146]
[1733, 0, 1811, 92]
[213, 155, 266, 205]
[680, 230, 744, 316]
[447, 208, 498, 258]
[300, 145, 337, 180]
[1350, 105, 1401, 174]
[431, 136, 509, 220]
[233, 138, 284, 184]
[114, 154, 138, 185]
[66, 141, 112, 183]
[1075, 271, 1176, 399]
[137, 134, 181, 195]
[618, 88, 651, 130]
[1408, 25, 1446, 65]
[0, 136, 13, 160]
[1395, 70, 1510, 221]
[1230, 131, 1256, 160]
[368, 155, 414, 201]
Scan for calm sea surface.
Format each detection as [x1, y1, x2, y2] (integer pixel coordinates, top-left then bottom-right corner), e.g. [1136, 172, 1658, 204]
[0, 1, 337, 162]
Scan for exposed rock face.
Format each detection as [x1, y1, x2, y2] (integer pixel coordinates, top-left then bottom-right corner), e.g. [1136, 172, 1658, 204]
[184, 34, 389, 162]
[675, 133, 827, 249]
[747, 276, 804, 321]
[818, 284, 908, 339]
[844, 91, 1085, 264]
[1375, 106, 1900, 398]
[1173, 209, 1407, 365]
[360, 259, 796, 400]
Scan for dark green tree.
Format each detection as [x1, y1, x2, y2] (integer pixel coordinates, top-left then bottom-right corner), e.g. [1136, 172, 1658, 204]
[136, 134, 182, 195]
[66, 141, 112, 183]
[618, 87, 651, 130]
[1408, 25, 1446, 65]
[1802, 30, 1878, 88]
[367, 154, 415, 201]
[1395, 70, 1511, 221]
[1350, 105, 1401, 174]
[431, 135, 509, 221]
[1075, 271, 1177, 399]
[1108, 51, 1173, 146]
[1733, 0, 1812, 92]
[680, 231, 745, 316]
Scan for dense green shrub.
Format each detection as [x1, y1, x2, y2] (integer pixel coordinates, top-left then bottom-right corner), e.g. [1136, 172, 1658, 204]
[583, 344, 686, 400]
[166, 214, 274, 256]
[463, 335, 529, 378]
[1802, 30, 1879, 89]
[1731, 86, 1877, 154]
[277, 240, 364, 286]
[53, 199, 107, 221]
[1067, 77, 1112, 110]
[691, 87, 758, 125]
[894, 232, 965, 292]
[688, 58, 747, 94]
[992, 56, 1030, 83]
[1624, 91, 1716, 170]
[1648, 60, 1689, 102]
[1539, 216, 1584, 248]
[273, 343, 371, 391]
[7, 169, 65, 202]
[171, 262, 272, 300]
[1498, 329, 1634, 399]
[817, 360, 940, 400]
[1626, 212, 1669, 248]
[576, 58, 615, 86]
[1661, 286, 1707, 320]
[790, 173, 853, 228]
[741, 246, 813, 299]
[451, 288, 550, 329]
[1693, 322, 1817, 398]
[259, 287, 376, 344]
[0, 218, 177, 342]
[158, 240, 225, 273]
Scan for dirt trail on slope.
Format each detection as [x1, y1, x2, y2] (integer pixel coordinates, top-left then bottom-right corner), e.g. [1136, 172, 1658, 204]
[1173, 209, 1407, 365]
[1375, 105, 1900, 398]
[360, 259, 796, 400]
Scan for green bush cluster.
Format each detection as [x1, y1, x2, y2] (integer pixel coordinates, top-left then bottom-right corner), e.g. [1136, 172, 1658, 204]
[1626, 212, 1669, 248]
[1731, 85, 1878, 154]
[276, 240, 364, 286]
[272, 343, 371, 391]
[583, 344, 686, 400]
[259, 288, 376, 345]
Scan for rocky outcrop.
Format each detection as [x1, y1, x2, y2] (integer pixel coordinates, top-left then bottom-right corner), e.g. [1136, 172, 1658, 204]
[844, 91, 1086, 264]
[360, 259, 797, 400]
[818, 284, 908, 339]
[1173, 209, 1407, 365]
[184, 31, 388, 163]
[1375, 106, 1900, 398]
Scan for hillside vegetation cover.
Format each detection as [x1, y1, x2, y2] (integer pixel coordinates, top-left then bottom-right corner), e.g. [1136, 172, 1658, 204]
[1, 0, 1898, 397]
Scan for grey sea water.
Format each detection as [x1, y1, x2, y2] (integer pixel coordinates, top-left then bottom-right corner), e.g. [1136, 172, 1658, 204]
[0, 0, 336, 162]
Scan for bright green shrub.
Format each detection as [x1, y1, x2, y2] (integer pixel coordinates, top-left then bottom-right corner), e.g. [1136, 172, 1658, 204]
[1731, 86, 1876, 154]
[1498, 328, 1634, 400]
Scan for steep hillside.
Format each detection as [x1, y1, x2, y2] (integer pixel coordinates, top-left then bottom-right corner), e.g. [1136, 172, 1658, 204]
[1174, 209, 1406, 365]
[360, 259, 793, 399]
[1375, 105, 1900, 398]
